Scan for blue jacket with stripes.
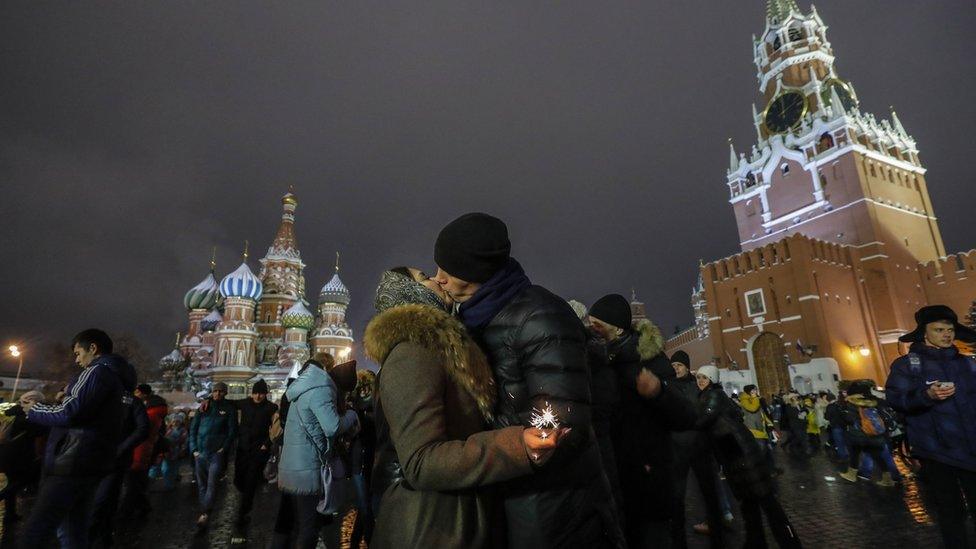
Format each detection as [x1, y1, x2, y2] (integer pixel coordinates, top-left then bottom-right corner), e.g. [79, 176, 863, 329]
[28, 353, 135, 476]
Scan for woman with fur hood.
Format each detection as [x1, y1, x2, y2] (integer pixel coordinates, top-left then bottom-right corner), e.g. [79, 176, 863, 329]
[366, 268, 561, 549]
[588, 293, 698, 549]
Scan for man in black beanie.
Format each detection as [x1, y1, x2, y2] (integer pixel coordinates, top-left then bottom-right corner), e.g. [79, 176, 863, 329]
[233, 378, 277, 529]
[588, 294, 699, 549]
[432, 212, 621, 549]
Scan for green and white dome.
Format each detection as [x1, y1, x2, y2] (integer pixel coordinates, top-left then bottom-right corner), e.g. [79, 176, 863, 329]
[184, 271, 220, 310]
[281, 300, 315, 330]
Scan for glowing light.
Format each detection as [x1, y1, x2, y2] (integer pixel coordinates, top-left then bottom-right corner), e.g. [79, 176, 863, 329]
[859, 346, 871, 357]
[529, 402, 560, 439]
[8, 345, 19, 358]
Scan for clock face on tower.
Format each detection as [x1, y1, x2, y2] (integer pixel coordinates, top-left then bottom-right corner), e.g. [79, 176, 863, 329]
[820, 79, 858, 112]
[764, 91, 807, 134]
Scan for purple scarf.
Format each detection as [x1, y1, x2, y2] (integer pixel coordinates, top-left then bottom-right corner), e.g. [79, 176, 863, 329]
[458, 258, 532, 330]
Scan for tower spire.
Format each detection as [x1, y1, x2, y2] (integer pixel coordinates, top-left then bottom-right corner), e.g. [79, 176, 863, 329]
[766, 0, 800, 23]
[830, 86, 847, 118]
[729, 138, 739, 172]
[243, 240, 249, 260]
[890, 106, 907, 136]
[174, 332, 182, 349]
[335, 251, 340, 273]
[210, 246, 217, 272]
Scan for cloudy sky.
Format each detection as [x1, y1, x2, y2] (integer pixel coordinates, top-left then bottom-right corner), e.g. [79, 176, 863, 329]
[1, 1, 973, 368]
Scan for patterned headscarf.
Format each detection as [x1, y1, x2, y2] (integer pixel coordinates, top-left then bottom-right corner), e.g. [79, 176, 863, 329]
[374, 270, 445, 312]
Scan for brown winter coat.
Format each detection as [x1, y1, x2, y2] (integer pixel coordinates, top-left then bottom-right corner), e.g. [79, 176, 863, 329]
[365, 304, 533, 549]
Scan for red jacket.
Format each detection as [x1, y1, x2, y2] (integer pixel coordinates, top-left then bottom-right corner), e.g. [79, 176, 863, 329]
[131, 395, 168, 471]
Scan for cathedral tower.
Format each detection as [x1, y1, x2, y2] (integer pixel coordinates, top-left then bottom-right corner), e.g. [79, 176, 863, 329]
[311, 255, 354, 362]
[255, 191, 307, 366]
[213, 245, 263, 396]
[181, 251, 219, 360]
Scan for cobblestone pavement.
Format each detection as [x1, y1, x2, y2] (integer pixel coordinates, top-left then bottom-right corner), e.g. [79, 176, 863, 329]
[683, 448, 944, 548]
[1, 448, 953, 548]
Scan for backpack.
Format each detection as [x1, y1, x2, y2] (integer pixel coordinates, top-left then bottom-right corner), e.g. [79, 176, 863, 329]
[858, 406, 886, 437]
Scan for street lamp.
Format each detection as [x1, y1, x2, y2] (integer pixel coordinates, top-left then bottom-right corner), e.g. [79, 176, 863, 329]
[8, 345, 24, 400]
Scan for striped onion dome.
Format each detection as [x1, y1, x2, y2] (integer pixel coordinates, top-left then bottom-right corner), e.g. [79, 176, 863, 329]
[219, 262, 263, 300]
[281, 300, 315, 330]
[184, 272, 220, 310]
[319, 273, 350, 305]
[200, 308, 223, 331]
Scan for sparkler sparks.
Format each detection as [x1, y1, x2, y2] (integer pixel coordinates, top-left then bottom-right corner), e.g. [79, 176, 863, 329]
[530, 402, 560, 439]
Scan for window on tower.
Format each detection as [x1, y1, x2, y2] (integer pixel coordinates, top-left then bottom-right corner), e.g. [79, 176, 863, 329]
[816, 133, 834, 154]
[787, 27, 804, 43]
[745, 173, 757, 188]
[781, 163, 791, 176]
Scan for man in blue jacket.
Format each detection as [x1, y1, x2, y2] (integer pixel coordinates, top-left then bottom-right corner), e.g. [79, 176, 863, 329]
[189, 381, 238, 528]
[885, 305, 976, 547]
[21, 329, 132, 548]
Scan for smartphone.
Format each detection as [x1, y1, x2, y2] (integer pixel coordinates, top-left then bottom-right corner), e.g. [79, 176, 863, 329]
[938, 382, 955, 390]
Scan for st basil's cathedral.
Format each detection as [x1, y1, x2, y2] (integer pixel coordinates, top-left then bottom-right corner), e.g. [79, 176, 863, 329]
[162, 192, 353, 399]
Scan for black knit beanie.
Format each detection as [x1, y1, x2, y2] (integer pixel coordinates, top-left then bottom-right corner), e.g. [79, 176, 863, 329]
[589, 294, 632, 330]
[434, 213, 511, 283]
[251, 379, 269, 394]
[670, 350, 690, 368]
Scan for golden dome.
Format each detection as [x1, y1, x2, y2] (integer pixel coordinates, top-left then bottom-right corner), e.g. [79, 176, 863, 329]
[282, 192, 298, 206]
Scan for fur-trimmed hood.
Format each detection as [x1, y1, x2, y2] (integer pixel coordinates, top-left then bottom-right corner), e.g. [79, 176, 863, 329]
[635, 319, 664, 361]
[364, 303, 496, 422]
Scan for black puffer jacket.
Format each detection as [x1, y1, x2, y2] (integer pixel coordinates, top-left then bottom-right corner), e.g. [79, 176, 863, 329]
[670, 373, 708, 461]
[608, 320, 697, 524]
[473, 285, 612, 549]
[588, 335, 620, 438]
[697, 383, 774, 499]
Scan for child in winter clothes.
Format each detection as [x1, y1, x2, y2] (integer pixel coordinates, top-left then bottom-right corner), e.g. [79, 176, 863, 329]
[160, 413, 188, 490]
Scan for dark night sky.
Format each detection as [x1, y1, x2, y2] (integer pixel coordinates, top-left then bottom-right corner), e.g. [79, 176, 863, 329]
[1, 2, 974, 371]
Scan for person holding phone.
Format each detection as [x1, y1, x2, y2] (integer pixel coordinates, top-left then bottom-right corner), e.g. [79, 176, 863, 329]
[885, 305, 976, 548]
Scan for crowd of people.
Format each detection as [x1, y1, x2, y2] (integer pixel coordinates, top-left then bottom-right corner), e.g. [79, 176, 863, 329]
[1, 213, 975, 548]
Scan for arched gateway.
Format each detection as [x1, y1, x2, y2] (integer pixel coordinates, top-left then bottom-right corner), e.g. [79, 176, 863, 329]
[750, 331, 791, 395]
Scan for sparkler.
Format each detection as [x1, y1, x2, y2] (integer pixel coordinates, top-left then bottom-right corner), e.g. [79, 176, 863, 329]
[529, 402, 560, 439]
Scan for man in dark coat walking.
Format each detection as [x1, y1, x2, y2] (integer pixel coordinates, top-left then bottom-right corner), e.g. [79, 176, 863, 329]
[189, 382, 237, 528]
[588, 294, 698, 549]
[432, 212, 621, 549]
[885, 305, 976, 547]
[234, 378, 278, 526]
[21, 329, 133, 548]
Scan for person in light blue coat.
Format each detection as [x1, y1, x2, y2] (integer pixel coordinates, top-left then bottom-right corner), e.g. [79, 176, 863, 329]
[271, 357, 358, 549]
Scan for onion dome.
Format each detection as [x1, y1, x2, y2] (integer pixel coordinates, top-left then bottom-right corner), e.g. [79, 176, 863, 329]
[184, 272, 220, 310]
[319, 273, 350, 305]
[159, 348, 183, 368]
[201, 308, 223, 331]
[281, 300, 315, 330]
[220, 262, 263, 300]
